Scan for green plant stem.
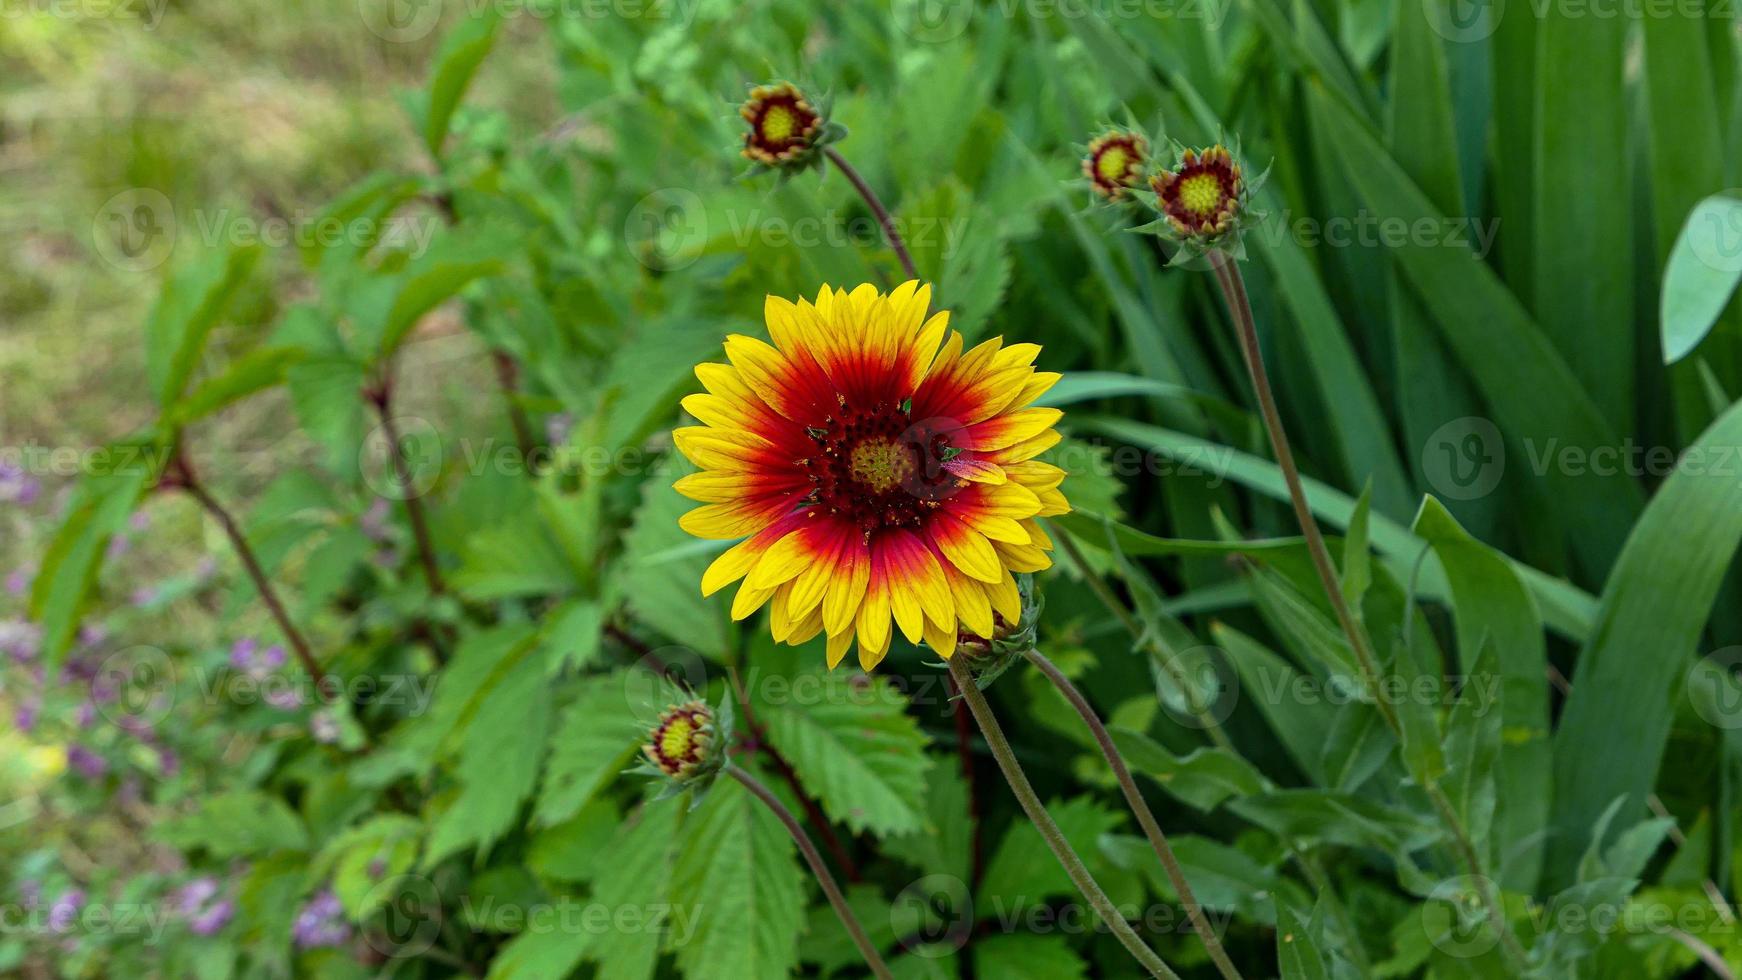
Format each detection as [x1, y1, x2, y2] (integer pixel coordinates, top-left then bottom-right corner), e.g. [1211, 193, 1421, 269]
[1051, 523, 1373, 971]
[725, 763, 893, 980]
[946, 657, 1182, 980]
[1206, 250, 1526, 968]
[824, 147, 919, 282]
[1023, 647, 1243, 980]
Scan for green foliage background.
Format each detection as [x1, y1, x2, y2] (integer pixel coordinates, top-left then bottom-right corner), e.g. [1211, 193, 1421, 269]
[3, 0, 1742, 976]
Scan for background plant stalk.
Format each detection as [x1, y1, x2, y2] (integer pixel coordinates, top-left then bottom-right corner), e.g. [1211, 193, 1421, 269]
[1023, 647, 1244, 980]
[725, 763, 894, 980]
[1206, 249, 1527, 968]
[947, 657, 1183, 980]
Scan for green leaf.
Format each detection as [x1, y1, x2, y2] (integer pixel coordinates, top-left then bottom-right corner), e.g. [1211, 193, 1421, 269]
[169, 345, 304, 427]
[981, 797, 1125, 904]
[668, 775, 805, 980]
[972, 933, 1088, 980]
[29, 462, 154, 667]
[485, 914, 591, 980]
[1661, 192, 1742, 364]
[1276, 903, 1330, 980]
[526, 799, 617, 883]
[1033, 371, 1201, 408]
[533, 673, 642, 827]
[619, 466, 730, 658]
[374, 242, 505, 358]
[305, 815, 421, 920]
[1547, 399, 1742, 886]
[1110, 727, 1267, 810]
[155, 790, 310, 858]
[1212, 623, 1337, 784]
[424, 10, 501, 159]
[1307, 85, 1645, 576]
[1341, 482, 1373, 611]
[1079, 416, 1599, 640]
[144, 244, 262, 407]
[540, 598, 604, 676]
[759, 670, 934, 836]
[583, 801, 685, 980]
[1413, 496, 1550, 891]
[425, 643, 551, 866]
[1532, 4, 1633, 430]
[884, 755, 973, 884]
[451, 511, 581, 601]
[285, 355, 368, 483]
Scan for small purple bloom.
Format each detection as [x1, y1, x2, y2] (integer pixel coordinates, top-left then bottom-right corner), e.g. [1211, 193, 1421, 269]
[106, 535, 131, 559]
[190, 899, 234, 936]
[75, 701, 96, 728]
[176, 877, 234, 936]
[66, 745, 107, 780]
[46, 889, 84, 933]
[0, 462, 41, 506]
[157, 746, 179, 776]
[77, 622, 108, 648]
[14, 699, 39, 733]
[292, 888, 350, 949]
[130, 586, 157, 608]
[4, 568, 30, 596]
[0, 619, 41, 663]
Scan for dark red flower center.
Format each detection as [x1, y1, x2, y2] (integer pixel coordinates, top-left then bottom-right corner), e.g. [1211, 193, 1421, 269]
[800, 398, 965, 539]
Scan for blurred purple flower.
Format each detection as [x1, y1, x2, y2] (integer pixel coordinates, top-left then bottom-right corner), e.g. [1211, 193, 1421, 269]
[4, 567, 31, 596]
[129, 510, 151, 532]
[292, 889, 350, 949]
[0, 462, 41, 507]
[230, 639, 286, 679]
[0, 619, 41, 663]
[130, 587, 157, 608]
[175, 876, 233, 935]
[265, 688, 300, 710]
[77, 622, 107, 648]
[106, 535, 131, 560]
[360, 498, 393, 542]
[74, 701, 96, 728]
[66, 745, 106, 780]
[14, 699, 39, 732]
[157, 746, 179, 776]
[46, 889, 84, 932]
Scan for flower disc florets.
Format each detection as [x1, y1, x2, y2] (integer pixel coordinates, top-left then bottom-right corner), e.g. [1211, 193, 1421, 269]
[740, 82, 843, 175]
[1083, 130, 1148, 201]
[643, 700, 719, 780]
[1151, 144, 1243, 238]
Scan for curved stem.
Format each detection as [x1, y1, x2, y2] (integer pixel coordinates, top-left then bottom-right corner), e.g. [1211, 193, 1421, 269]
[1023, 648, 1243, 980]
[1207, 250, 1526, 968]
[946, 657, 1182, 979]
[172, 454, 338, 705]
[824, 147, 920, 282]
[726, 764, 893, 980]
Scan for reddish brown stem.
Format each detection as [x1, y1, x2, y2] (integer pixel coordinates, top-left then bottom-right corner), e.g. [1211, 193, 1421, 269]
[170, 453, 337, 703]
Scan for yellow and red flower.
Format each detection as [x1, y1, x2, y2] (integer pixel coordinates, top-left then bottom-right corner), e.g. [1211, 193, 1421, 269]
[1151, 144, 1244, 237]
[675, 282, 1071, 672]
[643, 700, 717, 780]
[1083, 130, 1147, 200]
[741, 83, 824, 167]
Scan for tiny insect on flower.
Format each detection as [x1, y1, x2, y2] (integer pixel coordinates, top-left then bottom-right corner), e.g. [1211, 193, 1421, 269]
[673, 282, 1071, 672]
[1083, 130, 1148, 200]
[1151, 144, 1244, 238]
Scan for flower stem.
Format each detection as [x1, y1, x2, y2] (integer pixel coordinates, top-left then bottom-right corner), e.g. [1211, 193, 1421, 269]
[1206, 250, 1526, 968]
[824, 147, 919, 282]
[1022, 647, 1243, 980]
[169, 452, 338, 705]
[726, 763, 893, 980]
[946, 657, 1182, 980]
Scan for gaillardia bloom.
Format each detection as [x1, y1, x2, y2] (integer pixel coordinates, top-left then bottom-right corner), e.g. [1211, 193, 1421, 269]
[1083, 130, 1147, 200]
[643, 700, 718, 780]
[741, 83, 824, 167]
[1151, 144, 1244, 238]
[675, 282, 1071, 671]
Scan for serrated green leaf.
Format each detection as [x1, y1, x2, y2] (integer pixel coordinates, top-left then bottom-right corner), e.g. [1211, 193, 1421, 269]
[759, 671, 933, 836]
[170, 345, 304, 427]
[534, 673, 642, 827]
[584, 801, 686, 980]
[972, 933, 1087, 980]
[668, 774, 805, 980]
[425, 643, 550, 866]
[154, 791, 310, 859]
[29, 463, 154, 667]
[424, 10, 501, 159]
